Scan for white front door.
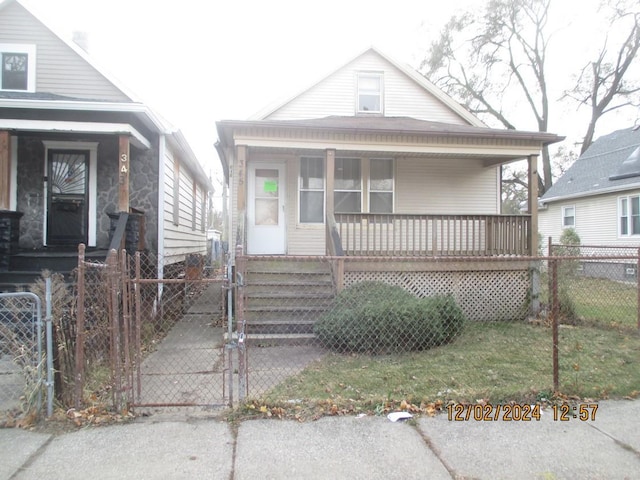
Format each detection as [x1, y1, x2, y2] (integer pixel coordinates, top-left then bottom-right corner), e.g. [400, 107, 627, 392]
[247, 163, 286, 254]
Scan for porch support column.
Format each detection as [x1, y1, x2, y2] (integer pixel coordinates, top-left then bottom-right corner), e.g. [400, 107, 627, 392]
[325, 149, 335, 218]
[236, 145, 247, 213]
[0, 131, 10, 210]
[235, 145, 247, 249]
[527, 154, 539, 256]
[528, 153, 540, 316]
[118, 135, 130, 212]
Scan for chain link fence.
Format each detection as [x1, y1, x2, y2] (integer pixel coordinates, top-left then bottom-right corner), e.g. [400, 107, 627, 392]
[17, 243, 637, 418]
[0, 288, 53, 426]
[230, 251, 640, 412]
[73, 247, 226, 413]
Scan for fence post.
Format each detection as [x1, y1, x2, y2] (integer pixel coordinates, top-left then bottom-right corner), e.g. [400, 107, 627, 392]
[235, 245, 247, 401]
[134, 252, 142, 401]
[107, 249, 122, 411]
[637, 248, 640, 331]
[75, 243, 86, 408]
[44, 276, 54, 417]
[550, 237, 559, 392]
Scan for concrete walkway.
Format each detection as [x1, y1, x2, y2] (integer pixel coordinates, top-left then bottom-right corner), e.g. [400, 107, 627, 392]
[2, 399, 639, 479]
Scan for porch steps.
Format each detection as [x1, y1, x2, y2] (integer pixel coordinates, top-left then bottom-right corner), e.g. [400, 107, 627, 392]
[0, 248, 107, 293]
[242, 258, 336, 345]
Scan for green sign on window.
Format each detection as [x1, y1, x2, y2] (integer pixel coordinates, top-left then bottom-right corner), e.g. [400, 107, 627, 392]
[264, 180, 278, 192]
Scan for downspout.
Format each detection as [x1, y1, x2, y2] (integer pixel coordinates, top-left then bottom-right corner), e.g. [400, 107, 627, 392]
[157, 135, 166, 303]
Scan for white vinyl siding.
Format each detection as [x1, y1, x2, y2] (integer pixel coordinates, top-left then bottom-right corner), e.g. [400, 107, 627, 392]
[395, 158, 499, 214]
[538, 191, 640, 254]
[162, 146, 208, 263]
[265, 49, 467, 124]
[0, 2, 130, 101]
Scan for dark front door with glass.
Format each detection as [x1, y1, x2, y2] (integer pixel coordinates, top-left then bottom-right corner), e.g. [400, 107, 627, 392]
[46, 150, 89, 245]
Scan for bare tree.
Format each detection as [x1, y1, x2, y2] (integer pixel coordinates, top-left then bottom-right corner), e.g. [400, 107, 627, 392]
[423, 0, 553, 193]
[564, 2, 640, 154]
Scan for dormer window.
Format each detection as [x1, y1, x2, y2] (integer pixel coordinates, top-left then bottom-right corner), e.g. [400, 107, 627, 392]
[0, 44, 36, 92]
[357, 72, 383, 114]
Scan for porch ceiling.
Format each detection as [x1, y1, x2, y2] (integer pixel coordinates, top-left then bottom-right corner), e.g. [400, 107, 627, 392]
[0, 118, 151, 149]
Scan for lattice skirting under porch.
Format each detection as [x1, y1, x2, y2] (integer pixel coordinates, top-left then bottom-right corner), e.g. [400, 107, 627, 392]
[343, 265, 533, 322]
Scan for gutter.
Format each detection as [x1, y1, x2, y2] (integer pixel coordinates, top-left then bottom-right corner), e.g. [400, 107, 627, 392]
[216, 118, 564, 146]
[540, 181, 640, 205]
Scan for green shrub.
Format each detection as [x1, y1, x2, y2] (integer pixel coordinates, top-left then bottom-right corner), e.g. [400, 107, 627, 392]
[314, 281, 466, 354]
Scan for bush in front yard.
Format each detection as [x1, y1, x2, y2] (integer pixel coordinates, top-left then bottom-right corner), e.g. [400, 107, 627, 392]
[314, 281, 466, 354]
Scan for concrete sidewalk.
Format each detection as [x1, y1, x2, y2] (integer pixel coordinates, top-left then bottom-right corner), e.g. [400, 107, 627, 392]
[2, 399, 639, 480]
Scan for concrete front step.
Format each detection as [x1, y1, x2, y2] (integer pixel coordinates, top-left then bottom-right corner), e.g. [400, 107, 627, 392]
[245, 333, 318, 346]
[245, 318, 317, 334]
[245, 294, 334, 308]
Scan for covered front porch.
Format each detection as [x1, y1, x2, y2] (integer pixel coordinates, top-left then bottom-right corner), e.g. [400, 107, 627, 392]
[218, 117, 551, 259]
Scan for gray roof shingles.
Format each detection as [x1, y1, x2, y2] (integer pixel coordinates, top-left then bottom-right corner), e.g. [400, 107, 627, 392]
[540, 126, 640, 203]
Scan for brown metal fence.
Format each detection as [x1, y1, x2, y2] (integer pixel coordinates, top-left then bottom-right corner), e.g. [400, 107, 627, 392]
[230, 248, 640, 410]
[73, 246, 227, 413]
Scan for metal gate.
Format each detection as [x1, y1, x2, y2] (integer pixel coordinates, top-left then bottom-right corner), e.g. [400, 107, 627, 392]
[75, 248, 228, 411]
[0, 289, 53, 423]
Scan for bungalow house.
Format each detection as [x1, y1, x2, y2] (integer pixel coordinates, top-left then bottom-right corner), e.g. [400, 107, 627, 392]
[0, 0, 213, 290]
[216, 47, 563, 335]
[539, 125, 640, 279]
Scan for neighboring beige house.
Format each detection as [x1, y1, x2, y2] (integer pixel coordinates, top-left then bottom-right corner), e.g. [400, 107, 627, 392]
[539, 126, 640, 279]
[215, 47, 563, 332]
[0, 0, 213, 290]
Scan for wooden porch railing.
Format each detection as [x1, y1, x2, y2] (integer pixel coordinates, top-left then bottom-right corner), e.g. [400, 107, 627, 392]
[334, 213, 531, 256]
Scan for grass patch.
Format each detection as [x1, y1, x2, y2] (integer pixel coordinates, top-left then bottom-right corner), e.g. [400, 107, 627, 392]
[539, 274, 638, 330]
[249, 322, 640, 418]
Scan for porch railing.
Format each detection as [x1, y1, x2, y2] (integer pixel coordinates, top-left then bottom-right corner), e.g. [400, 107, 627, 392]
[334, 213, 531, 256]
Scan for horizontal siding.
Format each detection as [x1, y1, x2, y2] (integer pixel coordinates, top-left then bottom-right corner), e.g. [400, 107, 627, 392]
[539, 190, 640, 253]
[266, 50, 467, 124]
[396, 158, 499, 214]
[162, 146, 207, 261]
[0, 2, 130, 101]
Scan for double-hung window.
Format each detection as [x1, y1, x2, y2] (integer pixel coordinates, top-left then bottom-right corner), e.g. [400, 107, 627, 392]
[369, 159, 394, 213]
[562, 206, 575, 228]
[0, 44, 36, 92]
[299, 157, 325, 223]
[619, 196, 640, 236]
[335, 158, 361, 213]
[357, 72, 383, 114]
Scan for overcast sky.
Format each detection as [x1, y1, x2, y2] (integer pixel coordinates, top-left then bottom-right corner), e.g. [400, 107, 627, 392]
[19, 0, 639, 186]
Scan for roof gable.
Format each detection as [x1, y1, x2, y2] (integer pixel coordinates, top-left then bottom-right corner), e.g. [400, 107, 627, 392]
[541, 126, 640, 203]
[257, 47, 484, 127]
[0, 0, 135, 102]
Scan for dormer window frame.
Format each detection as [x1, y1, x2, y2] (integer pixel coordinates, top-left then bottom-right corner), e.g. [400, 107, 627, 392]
[356, 71, 384, 115]
[0, 43, 36, 92]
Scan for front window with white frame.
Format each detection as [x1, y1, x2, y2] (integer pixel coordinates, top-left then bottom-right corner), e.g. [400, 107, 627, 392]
[299, 157, 325, 223]
[369, 158, 394, 213]
[0, 44, 36, 92]
[335, 158, 362, 213]
[357, 72, 383, 114]
[562, 206, 575, 228]
[619, 196, 640, 236]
